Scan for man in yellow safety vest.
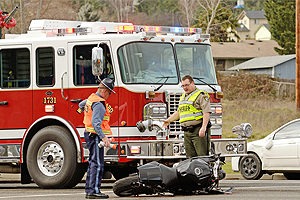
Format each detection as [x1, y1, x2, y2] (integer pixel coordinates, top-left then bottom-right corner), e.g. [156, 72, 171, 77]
[163, 75, 211, 158]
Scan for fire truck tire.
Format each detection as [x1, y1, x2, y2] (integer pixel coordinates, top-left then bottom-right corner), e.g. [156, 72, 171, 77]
[26, 125, 84, 188]
[113, 175, 138, 197]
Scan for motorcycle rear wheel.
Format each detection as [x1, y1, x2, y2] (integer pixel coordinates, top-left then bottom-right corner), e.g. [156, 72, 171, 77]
[113, 175, 138, 197]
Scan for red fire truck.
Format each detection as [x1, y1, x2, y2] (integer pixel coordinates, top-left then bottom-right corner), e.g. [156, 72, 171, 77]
[0, 19, 247, 188]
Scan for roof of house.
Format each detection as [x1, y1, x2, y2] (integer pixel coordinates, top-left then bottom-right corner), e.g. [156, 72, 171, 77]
[211, 40, 279, 59]
[254, 24, 270, 35]
[236, 24, 249, 32]
[238, 10, 266, 21]
[262, 24, 270, 30]
[245, 10, 266, 19]
[227, 54, 296, 71]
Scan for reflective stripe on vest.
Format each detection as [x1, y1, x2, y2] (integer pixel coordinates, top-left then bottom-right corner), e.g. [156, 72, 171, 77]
[178, 89, 204, 123]
[83, 93, 112, 135]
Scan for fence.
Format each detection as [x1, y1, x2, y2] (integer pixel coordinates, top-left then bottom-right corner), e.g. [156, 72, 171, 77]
[273, 81, 295, 98]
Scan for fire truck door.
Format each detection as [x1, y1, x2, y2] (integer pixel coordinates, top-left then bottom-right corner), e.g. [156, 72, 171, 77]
[33, 46, 69, 122]
[0, 45, 33, 130]
[66, 42, 117, 132]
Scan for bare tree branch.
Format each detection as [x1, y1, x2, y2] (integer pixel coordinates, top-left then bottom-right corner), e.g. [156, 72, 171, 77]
[196, 0, 221, 33]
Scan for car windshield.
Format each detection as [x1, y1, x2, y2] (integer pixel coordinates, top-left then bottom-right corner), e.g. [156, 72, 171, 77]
[175, 43, 217, 84]
[118, 42, 178, 84]
[274, 120, 300, 140]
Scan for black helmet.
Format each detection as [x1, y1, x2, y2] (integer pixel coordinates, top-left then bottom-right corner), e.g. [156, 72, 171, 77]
[101, 78, 116, 94]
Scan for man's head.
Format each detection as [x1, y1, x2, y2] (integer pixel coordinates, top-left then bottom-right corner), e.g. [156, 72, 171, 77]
[98, 78, 115, 99]
[181, 75, 195, 94]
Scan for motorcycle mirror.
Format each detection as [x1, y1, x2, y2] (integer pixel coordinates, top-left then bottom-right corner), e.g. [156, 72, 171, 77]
[92, 46, 104, 76]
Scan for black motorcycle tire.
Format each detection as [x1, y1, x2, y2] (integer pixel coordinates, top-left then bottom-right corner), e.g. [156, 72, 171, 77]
[113, 175, 138, 197]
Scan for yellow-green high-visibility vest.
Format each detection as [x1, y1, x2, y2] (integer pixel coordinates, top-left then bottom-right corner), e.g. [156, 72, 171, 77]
[178, 89, 207, 123]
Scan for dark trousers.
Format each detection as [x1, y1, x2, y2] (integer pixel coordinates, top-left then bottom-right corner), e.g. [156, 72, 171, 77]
[184, 126, 210, 158]
[84, 132, 104, 194]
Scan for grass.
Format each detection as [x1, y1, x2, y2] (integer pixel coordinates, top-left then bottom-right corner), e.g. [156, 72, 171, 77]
[217, 73, 300, 174]
[222, 161, 239, 174]
[222, 99, 300, 141]
[218, 73, 300, 141]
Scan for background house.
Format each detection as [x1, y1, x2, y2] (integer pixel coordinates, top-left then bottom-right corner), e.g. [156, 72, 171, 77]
[255, 24, 271, 40]
[211, 40, 279, 71]
[227, 54, 296, 81]
[235, 10, 270, 41]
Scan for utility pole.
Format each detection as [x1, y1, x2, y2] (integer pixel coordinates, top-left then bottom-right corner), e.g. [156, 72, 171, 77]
[296, 0, 300, 110]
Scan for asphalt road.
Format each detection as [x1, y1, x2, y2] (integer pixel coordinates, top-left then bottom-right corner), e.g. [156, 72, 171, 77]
[1, 174, 300, 200]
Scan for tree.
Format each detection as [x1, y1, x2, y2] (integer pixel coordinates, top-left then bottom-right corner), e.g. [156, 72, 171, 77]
[193, 0, 239, 42]
[135, 0, 182, 26]
[107, 0, 135, 22]
[77, 1, 101, 21]
[178, 0, 198, 27]
[244, 0, 266, 10]
[264, 0, 295, 55]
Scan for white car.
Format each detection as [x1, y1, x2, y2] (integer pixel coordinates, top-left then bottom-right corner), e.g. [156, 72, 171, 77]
[232, 118, 300, 180]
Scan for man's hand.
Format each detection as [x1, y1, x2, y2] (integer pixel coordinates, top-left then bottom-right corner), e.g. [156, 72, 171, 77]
[199, 126, 206, 137]
[102, 136, 111, 147]
[162, 120, 170, 128]
[163, 111, 179, 128]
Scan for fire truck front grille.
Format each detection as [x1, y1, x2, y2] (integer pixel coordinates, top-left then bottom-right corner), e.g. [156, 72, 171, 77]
[166, 92, 183, 136]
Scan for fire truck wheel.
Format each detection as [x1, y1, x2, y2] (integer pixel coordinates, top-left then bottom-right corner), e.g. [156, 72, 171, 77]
[26, 125, 84, 188]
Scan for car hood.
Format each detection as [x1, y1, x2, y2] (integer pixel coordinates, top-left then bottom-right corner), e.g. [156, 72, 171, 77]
[247, 138, 268, 151]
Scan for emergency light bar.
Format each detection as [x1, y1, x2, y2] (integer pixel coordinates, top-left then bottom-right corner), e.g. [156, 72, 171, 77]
[57, 27, 89, 35]
[117, 25, 202, 35]
[28, 19, 204, 37]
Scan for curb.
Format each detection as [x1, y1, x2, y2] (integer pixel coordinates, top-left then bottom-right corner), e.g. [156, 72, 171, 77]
[0, 173, 286, 183]
[225, 173, 286, 180]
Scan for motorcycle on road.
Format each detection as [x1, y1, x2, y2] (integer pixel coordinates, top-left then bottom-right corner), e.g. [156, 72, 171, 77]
[113, 151, 229, 197]
[112, 122, 251, 197]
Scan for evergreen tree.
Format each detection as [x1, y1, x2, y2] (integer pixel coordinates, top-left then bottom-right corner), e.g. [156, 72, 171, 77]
[264, 0, 295, 55]
[77, 0, 102, 21]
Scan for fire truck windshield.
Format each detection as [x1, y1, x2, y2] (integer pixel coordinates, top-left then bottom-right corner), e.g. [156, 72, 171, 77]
[118, 42, 178, 84]
[118, 42, 217, 85]
[176, 43, 217, 85]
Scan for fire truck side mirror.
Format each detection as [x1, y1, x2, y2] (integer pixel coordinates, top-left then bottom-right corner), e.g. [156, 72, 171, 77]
[92, 47, 104, 76]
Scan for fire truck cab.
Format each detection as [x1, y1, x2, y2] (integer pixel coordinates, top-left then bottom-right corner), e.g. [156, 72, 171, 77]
[0, 20, 247, 188]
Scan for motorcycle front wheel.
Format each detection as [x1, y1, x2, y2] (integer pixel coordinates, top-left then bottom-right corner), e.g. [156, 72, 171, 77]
[113, 175, 138, 197]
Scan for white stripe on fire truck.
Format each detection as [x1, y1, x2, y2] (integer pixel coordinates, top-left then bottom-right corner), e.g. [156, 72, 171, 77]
[0, 127, 156, 140]
[77, 127, 156, 138]
[0, 129, 25, 139]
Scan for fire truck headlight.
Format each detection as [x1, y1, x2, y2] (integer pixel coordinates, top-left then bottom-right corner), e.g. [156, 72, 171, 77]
[152, 107, 166, 114]
[143, 103, 167, 120]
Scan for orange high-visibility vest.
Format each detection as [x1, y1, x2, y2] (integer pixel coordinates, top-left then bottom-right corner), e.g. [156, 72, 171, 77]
[83, 93, 112, 135]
